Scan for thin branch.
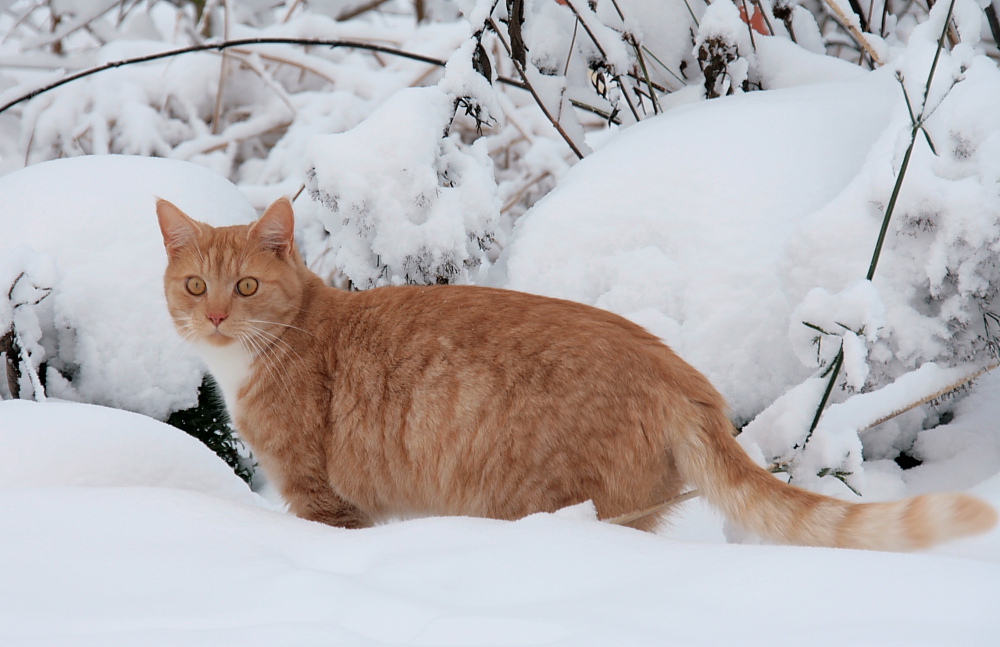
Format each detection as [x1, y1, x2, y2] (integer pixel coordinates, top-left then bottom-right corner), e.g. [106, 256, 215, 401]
[820, 0, 884, 66]
[337, 0, 392, 22]
[489, 17, 587, 159]
[0, 35, 613, 124]
[563, 0, 641, 122]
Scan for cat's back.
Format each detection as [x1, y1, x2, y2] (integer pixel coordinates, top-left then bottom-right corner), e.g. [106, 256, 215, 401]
[326, 283, 661, 351]
[311, 283, 712, 406]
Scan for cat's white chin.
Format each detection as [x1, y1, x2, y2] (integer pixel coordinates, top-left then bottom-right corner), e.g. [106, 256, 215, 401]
[191, 338, 252, 416]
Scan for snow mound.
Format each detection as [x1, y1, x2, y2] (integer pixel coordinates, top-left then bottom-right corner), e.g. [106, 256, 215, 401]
[0, 154, 256, 419]
[0, 399, 258, 505]
[0, 486, 997, 646]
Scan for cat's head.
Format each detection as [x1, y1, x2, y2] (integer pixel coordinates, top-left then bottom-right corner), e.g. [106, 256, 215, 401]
[156, 197, 308, 353]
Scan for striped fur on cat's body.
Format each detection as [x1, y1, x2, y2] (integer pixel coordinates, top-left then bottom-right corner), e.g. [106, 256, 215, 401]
[157, 197, 997, 549]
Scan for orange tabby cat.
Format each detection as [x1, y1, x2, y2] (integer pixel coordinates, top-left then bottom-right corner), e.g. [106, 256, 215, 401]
[157, 197, 997, 550]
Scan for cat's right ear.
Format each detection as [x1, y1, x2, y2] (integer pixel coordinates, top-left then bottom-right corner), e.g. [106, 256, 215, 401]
[156, 199, 202, 258]
[251, 197, 295, 259]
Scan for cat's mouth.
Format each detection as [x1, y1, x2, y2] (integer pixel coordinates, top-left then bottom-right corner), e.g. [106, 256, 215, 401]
[203, 328, 237, 346]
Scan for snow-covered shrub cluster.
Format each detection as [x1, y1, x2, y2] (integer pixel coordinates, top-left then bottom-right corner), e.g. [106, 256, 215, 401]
[305, 86, 502, 288]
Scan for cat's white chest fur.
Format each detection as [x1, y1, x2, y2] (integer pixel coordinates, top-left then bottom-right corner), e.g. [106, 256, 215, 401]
[193, 341, 252, 415]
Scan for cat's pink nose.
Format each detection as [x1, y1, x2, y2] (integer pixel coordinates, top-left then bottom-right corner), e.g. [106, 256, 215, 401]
[207, 312, 228, 327]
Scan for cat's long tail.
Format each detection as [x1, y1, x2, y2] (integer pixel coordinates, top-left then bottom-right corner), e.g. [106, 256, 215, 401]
[675, 405, 998, 551]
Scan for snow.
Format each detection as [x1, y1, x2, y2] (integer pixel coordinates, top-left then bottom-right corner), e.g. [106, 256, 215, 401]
[0, 400, 257, 505]
[1, 0, 1000, 643]
[1, 400, 998, 645]
[501, 69, 901, 420]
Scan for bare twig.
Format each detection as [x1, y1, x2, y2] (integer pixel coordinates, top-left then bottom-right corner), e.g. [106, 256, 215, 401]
[563, 0, 641, 122]
[337, 0, 392, 22]
[489, 17, 587, 159]
[0, 36, 612, 125]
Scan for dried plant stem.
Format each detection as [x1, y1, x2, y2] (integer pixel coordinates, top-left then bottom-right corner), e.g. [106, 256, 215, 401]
[226, 47, 337, 84]
[820, 0, 884, 66]
[501, 171, 552, 214]
[860, 362, 1000, 432]
[337, 0, 392, 22]
[605, 490, 699, 526]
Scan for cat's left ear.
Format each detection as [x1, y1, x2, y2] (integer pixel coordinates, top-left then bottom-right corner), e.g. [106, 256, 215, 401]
[251, 197, 295, 259]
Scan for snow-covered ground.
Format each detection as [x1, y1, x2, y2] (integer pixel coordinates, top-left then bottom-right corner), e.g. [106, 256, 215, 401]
[2, 0, 1000, 643]
[1, 399, 999, 645]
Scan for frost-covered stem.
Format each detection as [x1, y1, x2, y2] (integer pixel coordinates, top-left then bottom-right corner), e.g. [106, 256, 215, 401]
[0, 39, 510, 115]
[3, 272, 49, 402]
[12, 327, 45, 402]
[860, 362, 1000, 432]
[820, 0, 883, 66]
[868, 0, 955, 281]
[803, 344, 844, 446]
[0, 37, 617, 125]
[488, 18, 587, 159]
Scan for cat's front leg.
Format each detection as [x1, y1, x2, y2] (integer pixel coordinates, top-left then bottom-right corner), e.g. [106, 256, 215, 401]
[298, 499, 372, 529]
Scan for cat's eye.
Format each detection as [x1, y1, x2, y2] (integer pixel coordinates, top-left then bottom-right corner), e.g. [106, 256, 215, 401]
[236, 277, 259, 297]
[185, 277, 206, 296]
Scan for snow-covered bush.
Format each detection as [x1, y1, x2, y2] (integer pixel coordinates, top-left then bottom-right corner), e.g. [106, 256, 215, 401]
[0, 252, 55, 402]
[305, 86, 503, 287]
[0, 155, 256, 478]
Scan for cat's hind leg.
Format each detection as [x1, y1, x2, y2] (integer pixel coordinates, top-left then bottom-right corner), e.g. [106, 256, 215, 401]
[280, 473, 373, 529]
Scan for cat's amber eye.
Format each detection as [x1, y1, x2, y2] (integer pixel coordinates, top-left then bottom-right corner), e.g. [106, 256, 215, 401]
[236, 277, 259, 297]
[185, 277, 206, 296]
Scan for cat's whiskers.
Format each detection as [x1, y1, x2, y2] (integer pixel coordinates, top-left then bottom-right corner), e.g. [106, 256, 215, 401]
[238, 328, 294, 400]
[244, 324, 305, 366]
[245, 318, 316, 338]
